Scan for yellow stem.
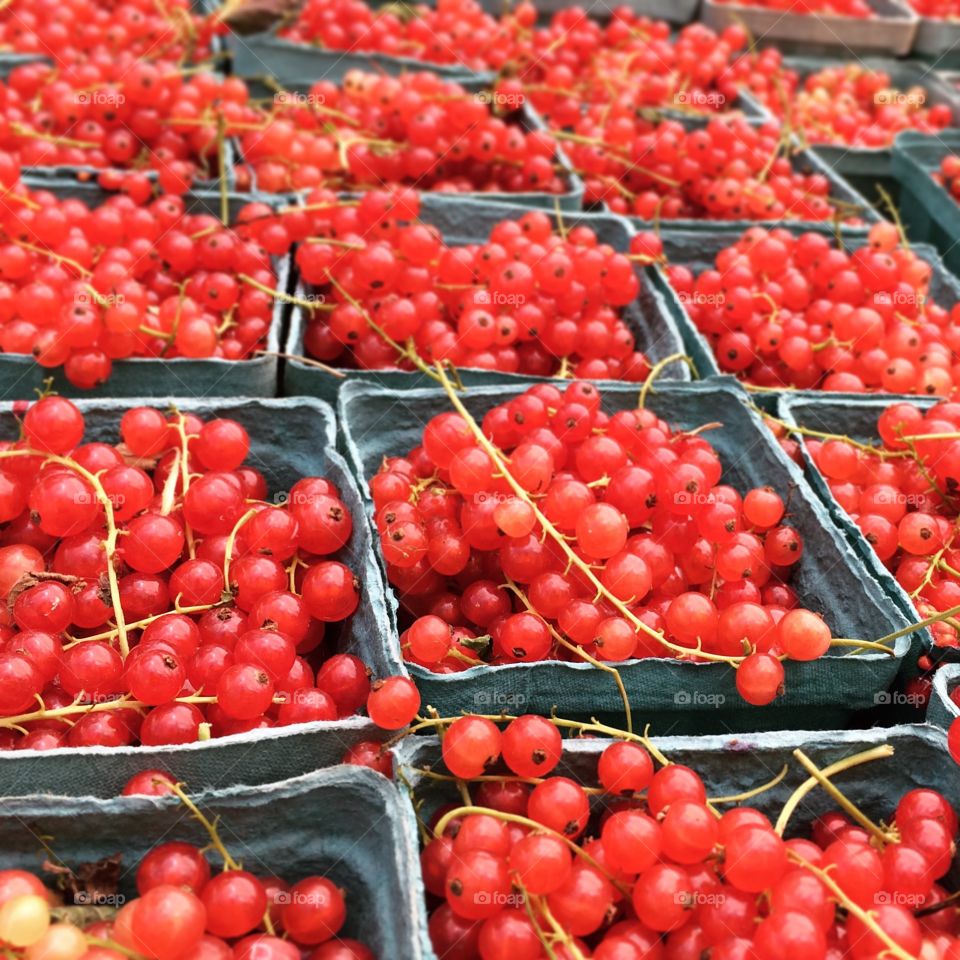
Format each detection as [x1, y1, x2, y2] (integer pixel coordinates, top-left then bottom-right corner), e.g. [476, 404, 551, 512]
[775, 745, 894, 836]
[223, 508, 258, 590]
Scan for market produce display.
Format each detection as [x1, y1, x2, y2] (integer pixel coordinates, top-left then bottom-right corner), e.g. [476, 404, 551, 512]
[771, 398, 960, 648]
[0, 0, 954, 958]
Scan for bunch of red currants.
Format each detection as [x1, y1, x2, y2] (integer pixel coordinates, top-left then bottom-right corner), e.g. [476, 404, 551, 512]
[370, 380, 835, 708]
[777, 398, 960, 650]
[0, 393, 369, 748]
[666, 221, 960, 393]
[235, 70, 569, 197]
[0, 0, 216, 65]
[0, 158, 297, 388]
[0, 803, 369, 959]
[297, 205, 650, 380]
[753, 64, 953, 148]
[421, 715, 959, 960]
[565, 116, 853, 222]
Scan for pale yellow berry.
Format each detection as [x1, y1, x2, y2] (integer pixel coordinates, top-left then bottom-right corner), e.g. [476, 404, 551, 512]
[0, 894, 51, 947]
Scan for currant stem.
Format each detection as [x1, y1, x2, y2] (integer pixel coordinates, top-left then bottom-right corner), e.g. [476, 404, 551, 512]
[638, 352, 696, 408]
[330, 277, 441, 383]
[709, 764, 788, 804]
[63, 602, 216, 648]
[862, 602, 960, 652]
[791, 748, 893, 844]
[517, 886, 560, 960]
[774, 745, 895, 837]
[0, 694, 218, 732]
[159, 448, 182, 517]
[504, 577, 633, 733]
[789, 853, 916, 960]
[85, 937, 148, 960]
[254, 350, 346, 377]
[828, 638, 897, 656]
[238, 274, 333, 312]
[222, 507, 258, 592]
[758, 409, 907, 459]
[535, 893, 586, 960]
[12, 239, 92, 278]
[169, 409, 197, 559]
[167, 781, 241, 870]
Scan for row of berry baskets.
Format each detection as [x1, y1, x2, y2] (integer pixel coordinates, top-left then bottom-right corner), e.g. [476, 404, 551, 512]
[16, 144, 960, 404]
[0, 375, 948, 767]
[224, 0, 960, 69]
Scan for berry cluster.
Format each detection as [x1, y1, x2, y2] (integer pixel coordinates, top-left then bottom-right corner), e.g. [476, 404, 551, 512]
[235, 71, 568, 197]
[755, 65, 953, 148]
[297, 204, 650, 380]
[281, 0, 521, 72]
[0, 781, 370, 960]
[775, 399, 960, 650]
[0, 165, 290, 388]
[0, 0, 216, 65]
[420, 714, 959, 960]
[0, 394, 368, 749]
[666, 221, 960, 394]
[371, 379, 836, 708]
[0, 62, 240, 188]
[563, 115, 856, 222]
[515, 22, 766, 124]
[714, 0, 874, 15]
